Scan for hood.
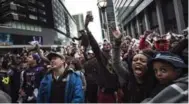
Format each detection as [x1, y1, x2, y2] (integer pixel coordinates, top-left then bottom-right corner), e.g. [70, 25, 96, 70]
[174, 74, 188, 84]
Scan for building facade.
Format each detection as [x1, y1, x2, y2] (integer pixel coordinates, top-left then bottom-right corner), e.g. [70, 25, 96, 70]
[73, 14, 84, 31]
[113, 0, 188, 38]
[0, 0, 77, 45]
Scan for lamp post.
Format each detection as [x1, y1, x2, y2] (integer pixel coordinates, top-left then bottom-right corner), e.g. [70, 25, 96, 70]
[97, 0, 110, 41]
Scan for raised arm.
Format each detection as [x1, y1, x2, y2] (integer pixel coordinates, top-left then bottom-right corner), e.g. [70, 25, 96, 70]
[139, 31, 153, 50]
[35, 44, 50, 64]
[84, 13, 104, 63]
[112, 30, 130, 83]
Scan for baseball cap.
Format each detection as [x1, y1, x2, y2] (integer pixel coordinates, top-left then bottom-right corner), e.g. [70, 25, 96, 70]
[150, 52, 187, 69]
[47, 52, 65, 60]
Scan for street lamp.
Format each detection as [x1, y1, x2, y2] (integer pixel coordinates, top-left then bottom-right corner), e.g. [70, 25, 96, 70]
[97, 0, 107, 11]
[97, 0, 110, 41]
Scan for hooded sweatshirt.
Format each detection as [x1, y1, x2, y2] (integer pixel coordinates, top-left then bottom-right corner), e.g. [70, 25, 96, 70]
[142, 74, 188, 103]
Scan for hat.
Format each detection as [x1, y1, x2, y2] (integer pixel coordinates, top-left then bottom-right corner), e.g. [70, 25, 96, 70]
[47, 52, 65, 60]
[150, 52, 187, 69]
[32, 53, 40, 62]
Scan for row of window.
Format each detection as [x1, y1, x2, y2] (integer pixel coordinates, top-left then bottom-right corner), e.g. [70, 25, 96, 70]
[28, 14, 47, 22]
[52, 0, 67, 33]
[28, 0, 45, 8]
[0, 0, 6, 4]
[3, 11, 47, 23]
[28, 6, 46, 15]
[4, 21, 42, 32]
[1, 1, 47, 16]
[114, 0, 141, 22]
[0, 0, 45, 7]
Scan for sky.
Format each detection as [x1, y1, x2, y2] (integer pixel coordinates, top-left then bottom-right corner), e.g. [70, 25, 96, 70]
[65, 0, 103, 43]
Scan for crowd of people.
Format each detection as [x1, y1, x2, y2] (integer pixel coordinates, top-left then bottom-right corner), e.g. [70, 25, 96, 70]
[0, 14, 188, 103]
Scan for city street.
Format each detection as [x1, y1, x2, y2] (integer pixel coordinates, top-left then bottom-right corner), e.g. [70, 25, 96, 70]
[0, 0, 188, 103]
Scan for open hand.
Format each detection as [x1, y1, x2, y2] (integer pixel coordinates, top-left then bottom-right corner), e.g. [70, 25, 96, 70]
[85, 14, 93, 29]
[112, 29, 122, 39]
[19, 89, 26, 97]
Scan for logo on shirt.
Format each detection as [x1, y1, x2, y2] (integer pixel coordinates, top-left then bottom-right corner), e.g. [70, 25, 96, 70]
[2, 77, 10, 85]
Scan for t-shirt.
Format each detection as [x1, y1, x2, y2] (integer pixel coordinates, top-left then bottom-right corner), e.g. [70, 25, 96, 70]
[22, 66, 44, 97]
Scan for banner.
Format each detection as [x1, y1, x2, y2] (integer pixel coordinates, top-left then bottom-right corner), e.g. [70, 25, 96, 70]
[0, 33, 13, 46]
[0, 33, 43, 45]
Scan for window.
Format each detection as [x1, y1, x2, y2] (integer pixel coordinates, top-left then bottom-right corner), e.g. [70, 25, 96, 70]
[10, 2, 25, 10]
[26, 24, 31, 30]
[37, 1, 45, 7]
[10, 2, 17, 10]
[29, 14, 37, 20]
[12, 22, 17, 28]
[30, 25, 34, 31]
[38, 9, 46, 15]
[17, 4, 25, 8]
[28, 6, 37, 12]
[21, 23, 26, 30]
[16, 22, 22, 29]
[28, 0, 36, 4]
[12, 13, 19, 20]
[1, 2, 9, 8]
[39, 17, 47, 22]
[0, 0, 6, 3]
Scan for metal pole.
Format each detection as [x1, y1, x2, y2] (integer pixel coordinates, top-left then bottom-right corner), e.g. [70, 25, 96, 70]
[100, 10, 106, 39]
[104, 10, 110, 41]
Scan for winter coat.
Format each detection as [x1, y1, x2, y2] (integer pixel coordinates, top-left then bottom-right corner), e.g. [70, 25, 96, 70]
[87, 31, 119, 90]
[75, 71, 87, 92]
[142, 74, 188, 103]
[112, 39, 156, 103]
[88, 32, 120, 91]
[83, 58, 100, 85]
[37, 69, 84, 103]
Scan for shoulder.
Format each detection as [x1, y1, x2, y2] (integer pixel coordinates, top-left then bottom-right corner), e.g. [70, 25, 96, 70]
[40, 73, 52, 84]
[172, 74, 188, 89]
[68, 71, 80, 78]
[67, 71, 82, 82]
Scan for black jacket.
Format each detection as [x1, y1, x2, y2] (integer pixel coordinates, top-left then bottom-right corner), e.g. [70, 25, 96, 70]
[112, 39, 156, 103]
[87, 31, 119, 90]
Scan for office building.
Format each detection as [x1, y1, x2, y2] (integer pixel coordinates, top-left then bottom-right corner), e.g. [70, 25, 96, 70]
[113, 0, 188, 38]
[0, 0, 77, 45]
[73, 14, 84, 31]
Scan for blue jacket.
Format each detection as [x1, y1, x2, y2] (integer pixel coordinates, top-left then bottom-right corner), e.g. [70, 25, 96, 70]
[37, 70, 84, 103]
